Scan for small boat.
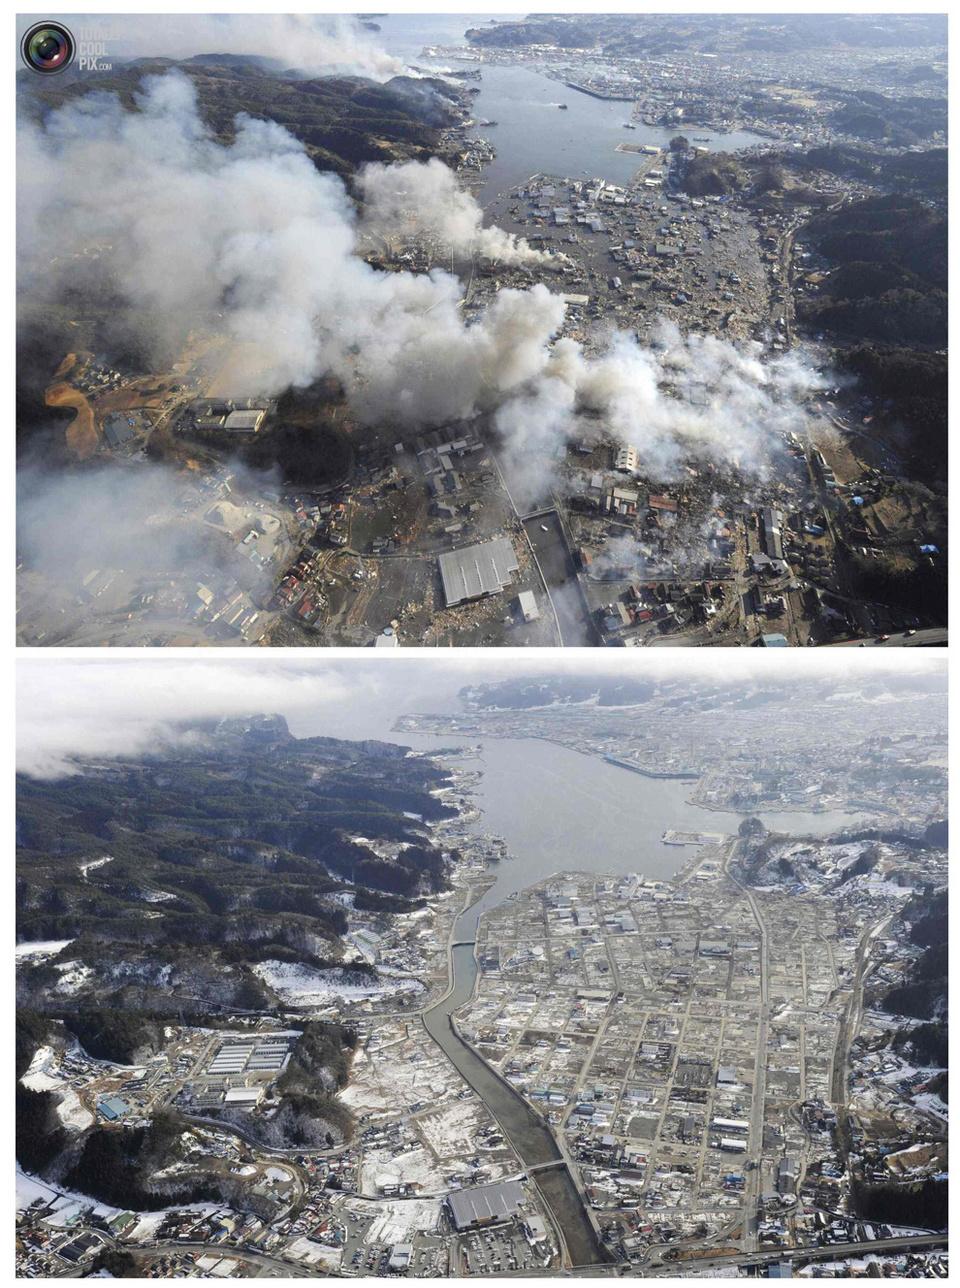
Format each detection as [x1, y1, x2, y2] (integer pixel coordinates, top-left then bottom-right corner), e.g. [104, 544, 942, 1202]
[623, 122, 636, 129]
[557, 102, 568, 110]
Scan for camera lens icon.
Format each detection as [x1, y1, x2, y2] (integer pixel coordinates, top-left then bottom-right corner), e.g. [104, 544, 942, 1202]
[21, 22, 75, 74]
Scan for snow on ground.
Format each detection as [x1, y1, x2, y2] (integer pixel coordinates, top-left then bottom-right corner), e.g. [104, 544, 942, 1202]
[818, 842, 870, 869]
[912, 1091, 948, 1121]
[285, 1237, 343, 1270]
[52, 960, 94, 995]
[346, 929, 381, 963]
[798, 1257, 884, 1275]
[350, 1197, 442, 1245]
[417, 1100, 484, 1158]
[843, 874, 914, 898]
[338, 1035, 462, 1118]
[56, 1089, 95, 1132]
[15, 939, 74, 963]
[361, 1145, 445, 1196]
[125, 1207, 222, 1244]
[886, 1224, 942, 1236]
[17, 1169, 125, 1223]
[20, 1045, 66, 1092]
[79, 856, 114, 879]
[18, 1169, 227, 1236]
[253, 961, 424, 1007]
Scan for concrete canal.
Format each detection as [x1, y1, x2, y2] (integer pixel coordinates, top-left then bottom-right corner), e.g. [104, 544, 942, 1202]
[422, 930, 610, 1268]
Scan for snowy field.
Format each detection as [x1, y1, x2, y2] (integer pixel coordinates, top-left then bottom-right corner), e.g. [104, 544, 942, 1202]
[253, 961, 425, 1007]
[417, 1100, 488, 1159]
[361, 1143, 446, 1195]
[338, 1030, 464, 1116]
[347, 1197, 441, 1245]
[15, 939, 74, 962]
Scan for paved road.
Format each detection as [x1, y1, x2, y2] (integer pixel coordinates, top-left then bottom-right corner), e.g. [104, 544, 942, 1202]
[642, 1232, 946, 1275]
[47, 1229, 313, 1279]
[831, 628, 946, 647]
[131, 1239, 312, 1277]
[485, 451, 564, 646]
[722, 839, 768, 1252]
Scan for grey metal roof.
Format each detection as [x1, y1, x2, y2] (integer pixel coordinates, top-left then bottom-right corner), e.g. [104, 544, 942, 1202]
[447, 1180, 525, 1230]
[438, 537, 519, 607]
[224, 409, 265, 431]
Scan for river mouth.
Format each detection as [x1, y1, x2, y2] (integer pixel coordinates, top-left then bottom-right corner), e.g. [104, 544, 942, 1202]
[458, 735, 876, 921]
[460, 62, 769, 199]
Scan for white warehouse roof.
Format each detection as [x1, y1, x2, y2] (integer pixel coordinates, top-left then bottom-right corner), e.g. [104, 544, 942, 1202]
[438, 537, 519, 607]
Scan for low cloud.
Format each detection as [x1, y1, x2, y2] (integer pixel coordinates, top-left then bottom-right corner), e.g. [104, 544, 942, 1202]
[17, 655, 942, 779]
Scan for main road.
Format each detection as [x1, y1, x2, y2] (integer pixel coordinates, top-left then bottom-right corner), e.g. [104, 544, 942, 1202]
[721, 839, 769, 1252]
[832, 628, 947, 647]
[642, 1232, 946, 1276]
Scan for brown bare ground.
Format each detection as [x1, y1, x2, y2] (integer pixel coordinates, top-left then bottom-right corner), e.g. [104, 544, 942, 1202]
[53, 351, 79, 380]
[45, 380, 98, 459]
[676, 1244, 741, 1261]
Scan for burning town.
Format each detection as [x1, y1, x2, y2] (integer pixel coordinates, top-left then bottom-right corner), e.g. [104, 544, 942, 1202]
[17, 13, 946, 647]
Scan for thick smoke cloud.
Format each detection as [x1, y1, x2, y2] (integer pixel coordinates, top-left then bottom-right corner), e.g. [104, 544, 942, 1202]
[17, 456, 274, 591]
[20, 70, 829, 494]
[358, 157, 548, 264]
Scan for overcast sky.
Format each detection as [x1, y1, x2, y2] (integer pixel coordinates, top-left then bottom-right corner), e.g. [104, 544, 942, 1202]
[16, 653, 945, 778]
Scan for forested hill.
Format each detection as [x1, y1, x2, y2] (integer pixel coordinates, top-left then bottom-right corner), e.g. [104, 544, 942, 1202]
[798, 193, 947, 488]
[17, 56, 467, 179]
[17, 718, 454, 1015]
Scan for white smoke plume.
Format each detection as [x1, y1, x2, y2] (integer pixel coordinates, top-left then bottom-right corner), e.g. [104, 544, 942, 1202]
[19, 71, 830, 498]
[358, 157, 549, 264]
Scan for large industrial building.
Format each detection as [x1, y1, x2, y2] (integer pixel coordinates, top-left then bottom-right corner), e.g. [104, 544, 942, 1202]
[438, 537, 519, 608]
[204, 1036, 292, 1082]
[189, 400, 268, 436]
[446, 1179, 526, 1231]
[223, 409, 266, 435]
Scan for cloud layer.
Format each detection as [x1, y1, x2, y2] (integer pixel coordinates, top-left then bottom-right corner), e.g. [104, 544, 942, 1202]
[17, 655, 943, 779]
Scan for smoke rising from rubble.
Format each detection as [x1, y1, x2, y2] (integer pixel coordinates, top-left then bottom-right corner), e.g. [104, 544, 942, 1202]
[20, 71, 830, 499]
[17, 456, 274, 589]
[16, 453, 295, 642]
[358, 158, 549, 264]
